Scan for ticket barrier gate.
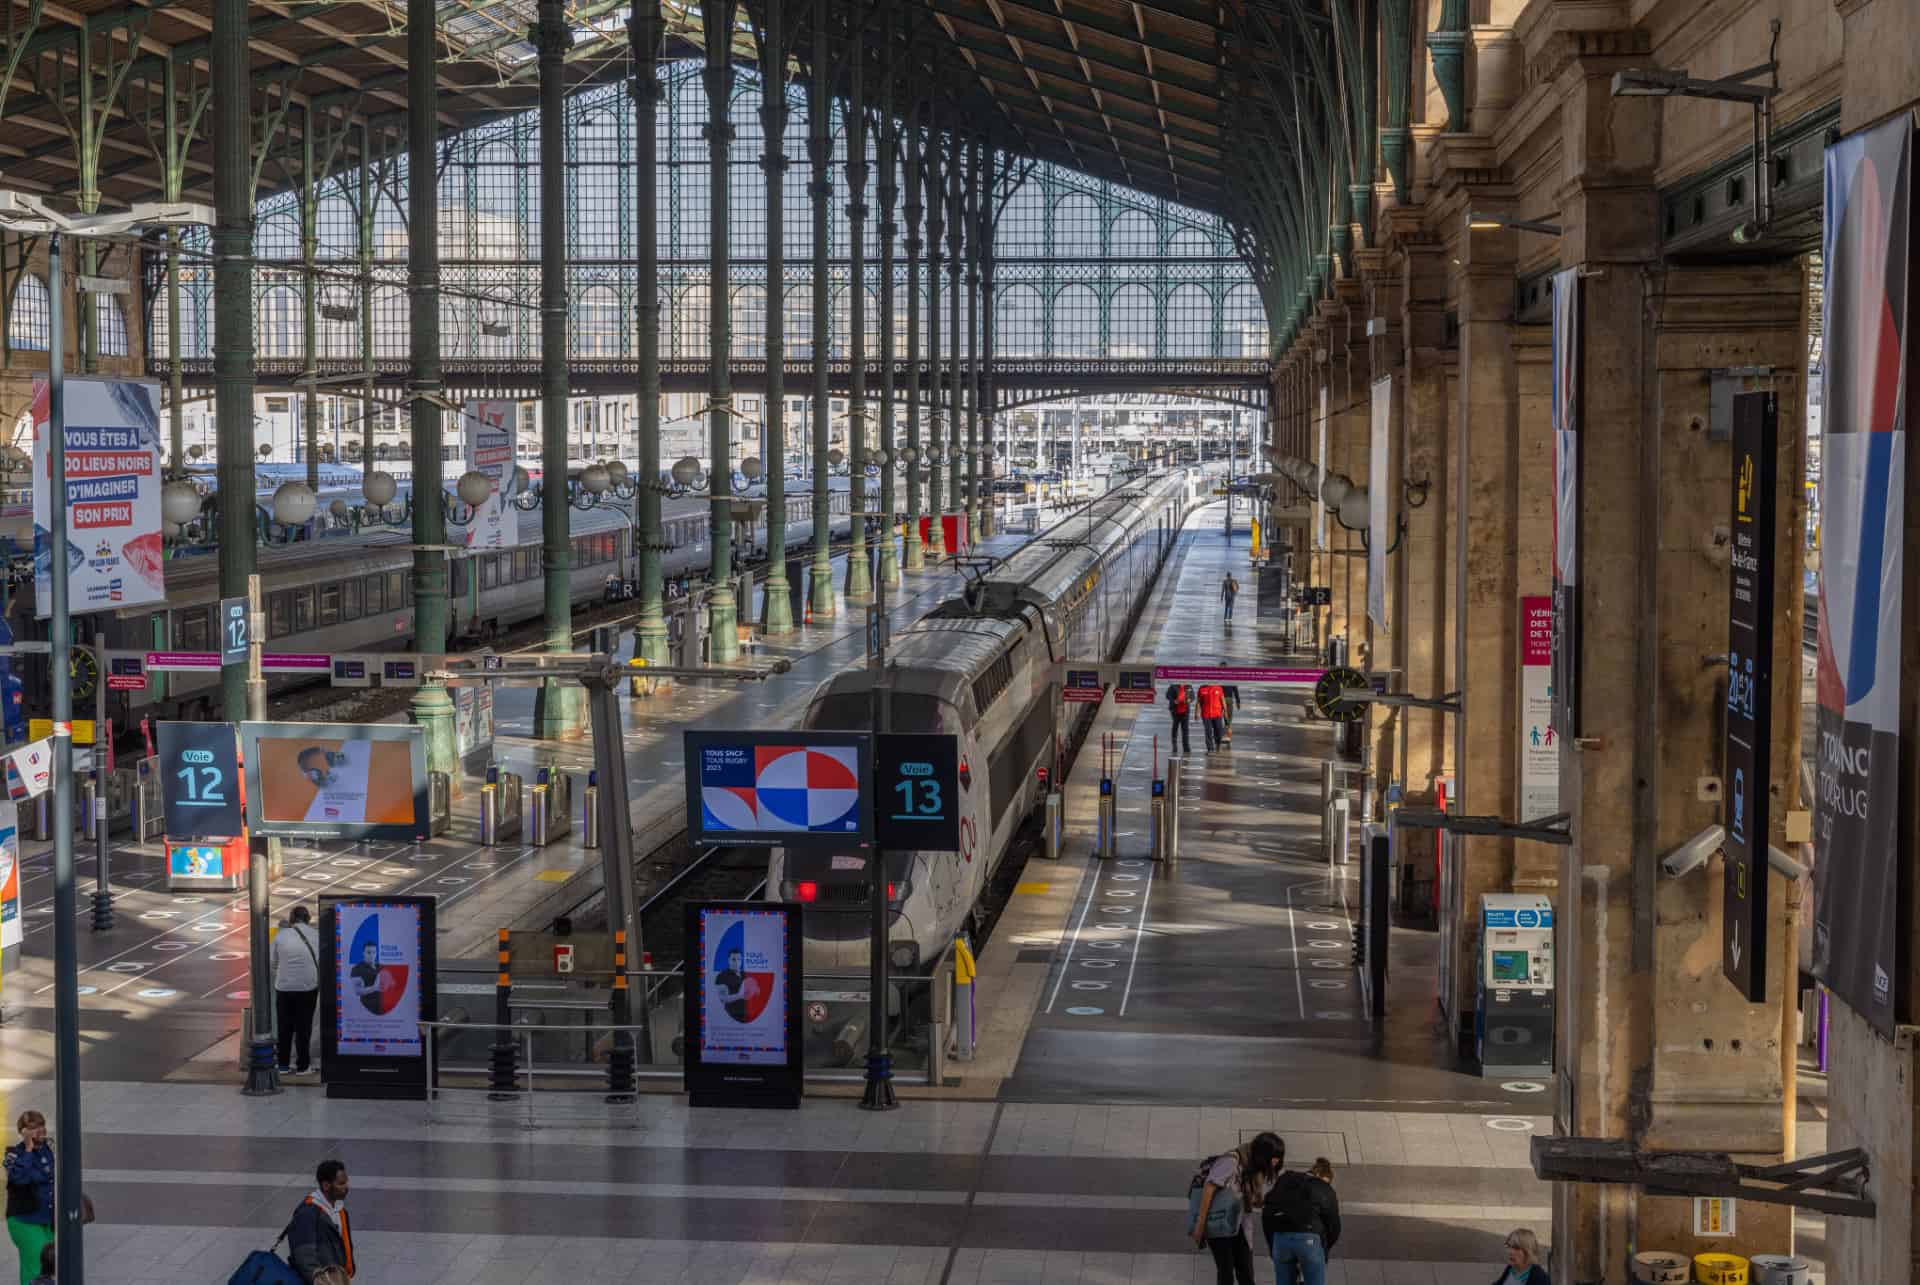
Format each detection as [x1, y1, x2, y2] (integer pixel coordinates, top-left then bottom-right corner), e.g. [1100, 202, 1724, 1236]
[528, 767, 572, 847]
[29, 793, 50, 841]
[429, 770, 452, 837]
[1156, 756, 1184, 867]
[480, 767, 525, 845]
[1149, 777, 1168, 866]
[1096, 778, 1117, 860]
[132, 756, 164, 841]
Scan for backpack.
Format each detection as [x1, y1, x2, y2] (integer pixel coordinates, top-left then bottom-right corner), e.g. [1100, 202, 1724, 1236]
[1262, 1171, 1321, 1239]
[1171, 686, 1190, 716]
[1185, 1153, 1241, 1240]
[227, 1219, 302, 1285]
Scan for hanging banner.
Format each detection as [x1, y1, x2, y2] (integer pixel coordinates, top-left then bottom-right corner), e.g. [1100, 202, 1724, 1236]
[1549, 269, 1581, 739]
[0, 800, 19, 956]
[31, 377, 165, 616]
[1725, 392, 1777, 1003]
[1519, 596, 1557, 821]
[4, 739, 51, 800]
[1368, 376, 1391, 631]
[1812, 115, 1912, 1034]
[461, 398, 520, 549]
[1315, 383, 1329, 551]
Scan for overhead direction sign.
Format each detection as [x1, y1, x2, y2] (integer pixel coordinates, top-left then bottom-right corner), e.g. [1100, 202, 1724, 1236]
[156, 721, 244, 840]
[1063, 669, 1106, 704]
[1111, 668, 1156, 704]
[220, 596, 249, 664]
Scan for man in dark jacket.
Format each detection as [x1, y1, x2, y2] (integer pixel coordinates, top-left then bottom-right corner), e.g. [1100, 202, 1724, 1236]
[1262, 1166, 1340, 1285]
[1164, 683, 1192, 755]
[287, 1159, 355, 1283]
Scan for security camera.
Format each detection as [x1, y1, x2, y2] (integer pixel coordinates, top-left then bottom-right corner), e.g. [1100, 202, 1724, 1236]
[1660, 824, 1725, 878]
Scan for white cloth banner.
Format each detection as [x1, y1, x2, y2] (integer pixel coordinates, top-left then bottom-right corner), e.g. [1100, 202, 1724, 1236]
[461, 399, 520, 549]
[1368, 376, 1391, 632]
[32, 377, 165, 616]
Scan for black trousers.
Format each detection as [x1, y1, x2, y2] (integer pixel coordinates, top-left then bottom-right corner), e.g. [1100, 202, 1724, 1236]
[1208, 1235, 1255, 1285]
[276, 987, 319, 1071]
[1170, 714, 1191, 755]
[1204, 716, 1225, 750]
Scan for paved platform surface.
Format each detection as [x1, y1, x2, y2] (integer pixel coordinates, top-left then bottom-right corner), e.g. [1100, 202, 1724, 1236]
[0, 502, 1602, 1285]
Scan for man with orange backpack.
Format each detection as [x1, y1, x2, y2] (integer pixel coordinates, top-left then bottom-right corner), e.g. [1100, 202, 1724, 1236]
[1165, 683, 1193, 755]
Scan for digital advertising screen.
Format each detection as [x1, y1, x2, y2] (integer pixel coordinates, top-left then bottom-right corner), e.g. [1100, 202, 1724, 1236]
[241, 722, 427, 840]
[319, 894, 437, 1100]
[0, 800, 19, 956]
[684, 729, 873, 849]
[683, 900, 804, 1108]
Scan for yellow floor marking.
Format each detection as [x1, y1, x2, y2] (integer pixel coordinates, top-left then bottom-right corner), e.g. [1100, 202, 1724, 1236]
[1014, 881, 1051, 895]
[535, 870, 573, 883]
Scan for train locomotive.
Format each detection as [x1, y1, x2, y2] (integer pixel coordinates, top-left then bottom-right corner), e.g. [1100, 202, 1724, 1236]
[769, 468, 1210, 1060]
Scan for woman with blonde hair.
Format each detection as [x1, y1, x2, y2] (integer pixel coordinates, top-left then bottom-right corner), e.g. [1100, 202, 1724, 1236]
[1495, 1228, 1550, 1284]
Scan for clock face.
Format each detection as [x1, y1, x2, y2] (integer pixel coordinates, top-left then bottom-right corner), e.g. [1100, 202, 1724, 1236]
[70, 648, 99, 702]
[1313, 665, 1369, 723]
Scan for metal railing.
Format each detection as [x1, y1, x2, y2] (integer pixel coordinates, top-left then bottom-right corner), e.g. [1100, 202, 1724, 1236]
[420, 1018, 646, 1130]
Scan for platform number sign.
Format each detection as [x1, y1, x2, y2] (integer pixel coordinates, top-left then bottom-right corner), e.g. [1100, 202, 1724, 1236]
[155, 721, 244, 840]
[1723, 391, 1775, 1004]
[220, 596, 249, 665]
[873, 733, 960, 852]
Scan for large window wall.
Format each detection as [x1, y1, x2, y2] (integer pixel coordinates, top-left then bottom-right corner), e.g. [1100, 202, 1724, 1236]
[150, 63, 1267, 368]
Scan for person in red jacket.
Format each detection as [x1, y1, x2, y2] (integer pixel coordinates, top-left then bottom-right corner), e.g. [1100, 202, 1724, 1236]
[1198, 683, 1228, 752]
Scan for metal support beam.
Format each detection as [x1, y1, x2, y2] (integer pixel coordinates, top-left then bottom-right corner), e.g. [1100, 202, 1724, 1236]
[806, 0, 834, 620]
[843, 27, 871, 604]
[704, 0, 740, 661]
[213, 0, 253, 725]
[533, 0, 582, 734]
[407, 0, 455, 778]
[924, 86, 947, 555]
[901, 70, 925, 574]
[631, 0, 668, 661]
[876, 23, 899, 589]
[756, 0, 793, 632]
[963, 133, 981, 538]
[945, 128, 962, 541]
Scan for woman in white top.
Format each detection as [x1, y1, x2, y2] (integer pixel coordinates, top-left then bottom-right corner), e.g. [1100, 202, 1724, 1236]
[1189, 1131, 1282, 1285]
[271, 906, 322, 1075]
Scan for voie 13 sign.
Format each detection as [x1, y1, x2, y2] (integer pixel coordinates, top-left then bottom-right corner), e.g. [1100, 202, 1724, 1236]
[873, 733, 960, 852]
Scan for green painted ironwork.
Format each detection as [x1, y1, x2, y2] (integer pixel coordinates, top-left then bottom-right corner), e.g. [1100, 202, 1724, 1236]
[633, 0, 669, 661]
[751, 0, 794, 631]
[841, 18, 870, 604]
[806, 0, 835, 620]
[705, 0, 741, 661]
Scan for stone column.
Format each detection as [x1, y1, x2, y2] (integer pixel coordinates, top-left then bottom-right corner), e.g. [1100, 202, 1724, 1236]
[407, 0, 456, 771]
[632, 0, 668, 661]
[1358, 249, 1403, 788]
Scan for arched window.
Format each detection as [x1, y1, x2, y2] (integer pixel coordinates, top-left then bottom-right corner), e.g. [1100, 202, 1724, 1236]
[1052, 193, 1101, 256]
[1165, 284, 1211, 357]
[1222, 284, 1268, 358]
[673, 281, 710, 361]
[995, 182, 1046, 257]
[256, 285, 302, 359]
[1109, 284, 1154, 357]
[8, 275, 49, 352]
[147, 269, 211, 361]
[785, 285, 813, 361]
[994, 285, 1042, 358]
[1110, 210, 1157, 257]
[1168, 226, 1217, 256]
[1051, 284, 1099, 357]
[316, 285, 359, 360]
[372, 284, 407, 360]
[731, 284, 766, 359]
[573, 285, 622, 358]
[93, 292, 129, 357]
[829, 285, 851, 360]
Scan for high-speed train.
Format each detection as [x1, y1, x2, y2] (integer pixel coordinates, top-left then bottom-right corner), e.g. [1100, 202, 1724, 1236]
[767, 469, 1210, 1056]
[12, 479, 860, 727]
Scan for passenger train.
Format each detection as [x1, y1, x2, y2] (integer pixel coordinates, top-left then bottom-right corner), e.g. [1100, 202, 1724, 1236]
[14, 479, 859, 729]
[767, 469, 1210, 1057]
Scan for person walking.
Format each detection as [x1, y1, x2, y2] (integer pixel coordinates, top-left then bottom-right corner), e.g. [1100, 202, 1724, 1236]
[1221, 573, 1239, 622]
[1188, 1132, 1283, 1285]
[273, 905, 322, 1077]
[1263, 1156, 1341, 1285]
[1221, 680, 1241, 743]
[287, 1160, 355, 1284]
[4, 1112, 53, 1285]
[1199, 683, 1227, 752]
[1165, 683, 1193, 755]
[1494, 1229, 1550, 1284]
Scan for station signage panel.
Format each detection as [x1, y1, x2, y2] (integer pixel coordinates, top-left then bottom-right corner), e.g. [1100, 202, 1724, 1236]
[1111, 669, 1156, 704]
[873, 733, 960, 852]
[683, 729, 873, 850]
[1723, 391, 1776, 1003]
[1063, 669, 1106, 703]
[220, 596, 249, 664]
[155, 721, 244, 841]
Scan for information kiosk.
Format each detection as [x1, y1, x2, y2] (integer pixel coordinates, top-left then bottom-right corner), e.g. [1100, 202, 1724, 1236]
[1475, 893, 1555, 1078]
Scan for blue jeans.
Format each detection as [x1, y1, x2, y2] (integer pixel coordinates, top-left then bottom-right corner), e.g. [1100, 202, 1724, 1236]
[1270, 1232, 1326, 1285]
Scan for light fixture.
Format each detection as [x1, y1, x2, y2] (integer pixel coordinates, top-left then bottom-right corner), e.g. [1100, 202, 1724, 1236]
[160, 480, 203, 527]
[1465, 209, 1565, 237]
[671, 456, 700, 487]
[580, 464, 611, 496]
[363, 471, 399, 506]
[741, 456, 764, 482]
[1320, 473, 1352, 508]
[605, 460, 630, 487]
[456, 470, 493, 506]
[271, 480, 317, 526]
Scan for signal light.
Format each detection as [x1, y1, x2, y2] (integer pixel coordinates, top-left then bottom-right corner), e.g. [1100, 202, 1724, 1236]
[887, 882, 897, 900]
[796, 880, 818, 903]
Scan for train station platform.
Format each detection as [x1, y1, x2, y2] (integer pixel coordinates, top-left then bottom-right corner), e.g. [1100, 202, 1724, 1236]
[0, 502, 1587, 1285]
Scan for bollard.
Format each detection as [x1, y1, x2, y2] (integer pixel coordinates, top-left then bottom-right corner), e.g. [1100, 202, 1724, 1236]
[1165, 756, 1183, 858]
[488, 929, 518, 1099]
[952, 938, 977, 1063]
[1321, 761, 1339, 857]
[528, 781, 550, 847]
[582, 770, 601, 849]
[1331, 797, 1351, 868]
[1096, 779, 1117, 860]
[429, 771, 452, 837]
[30, 793, 50, 842]
[80, 778, 97, 842]
[1043, 791, 1063, 861]
[1149, 778, 1168, 865]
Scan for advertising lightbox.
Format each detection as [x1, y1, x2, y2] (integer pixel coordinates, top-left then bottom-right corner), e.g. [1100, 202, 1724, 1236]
[240, 722, 428, 841]
[320, 894, 437, 1099]
[683, 900, 803, 1108]
[683, 729, 873, 849]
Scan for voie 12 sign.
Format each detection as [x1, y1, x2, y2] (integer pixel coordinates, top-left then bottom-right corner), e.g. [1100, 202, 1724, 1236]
[155, 721, 244, 840]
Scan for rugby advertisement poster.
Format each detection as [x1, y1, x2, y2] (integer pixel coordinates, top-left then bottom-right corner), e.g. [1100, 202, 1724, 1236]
[683, 729, 874, 849]
[320, 894, 438, 1099]
[683, 901, 804, 1108]
[31, 376, 165, 616]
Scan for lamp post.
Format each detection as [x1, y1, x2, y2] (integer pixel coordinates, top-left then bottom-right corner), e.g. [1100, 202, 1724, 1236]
[0, 191, 214, 1285]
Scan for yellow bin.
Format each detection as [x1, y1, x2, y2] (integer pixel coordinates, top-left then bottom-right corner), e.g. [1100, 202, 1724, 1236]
[1694, 1253, 1749, 1284]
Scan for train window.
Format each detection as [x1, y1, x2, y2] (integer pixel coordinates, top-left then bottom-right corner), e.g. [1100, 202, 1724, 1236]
[268, 592, 291, 639]
[293, 587, 316, 631]
[387, 571, 405, 608]
[343, 578, 362, 621]
[365, 574, 385, 614]
[513, 549, 533, 580]
[481, 556, 498, 590]
[599, 534, 615, 562]
[177, 606, 210, 652]
[317, 583, 341, 627]
[449, 560, 468, 599]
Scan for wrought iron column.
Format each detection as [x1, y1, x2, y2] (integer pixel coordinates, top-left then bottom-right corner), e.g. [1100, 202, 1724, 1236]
[407, 0, 455, 775]
[875, 22, 899, 589]
[806, 0, 834, 620]
[300, 111, 319, 491]
[945, 131, 962, 542]
[703, 0, 741, 661]
[901, 79, 924, 573]
[534, 0, 582, 734]
[755, 0, 793, 632]
[214, 0, 255, 723]
[963, 134, 981, 537]
[359, 122, 374, 476]
[631, 0, 668, 661]
[842, 27, 870, 603]
[973, 136, 992, 538]
[923, 91, 946, 556]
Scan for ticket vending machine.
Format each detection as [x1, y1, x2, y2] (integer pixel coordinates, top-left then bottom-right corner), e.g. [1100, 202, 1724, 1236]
[1475, 893, 1555, 1078]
